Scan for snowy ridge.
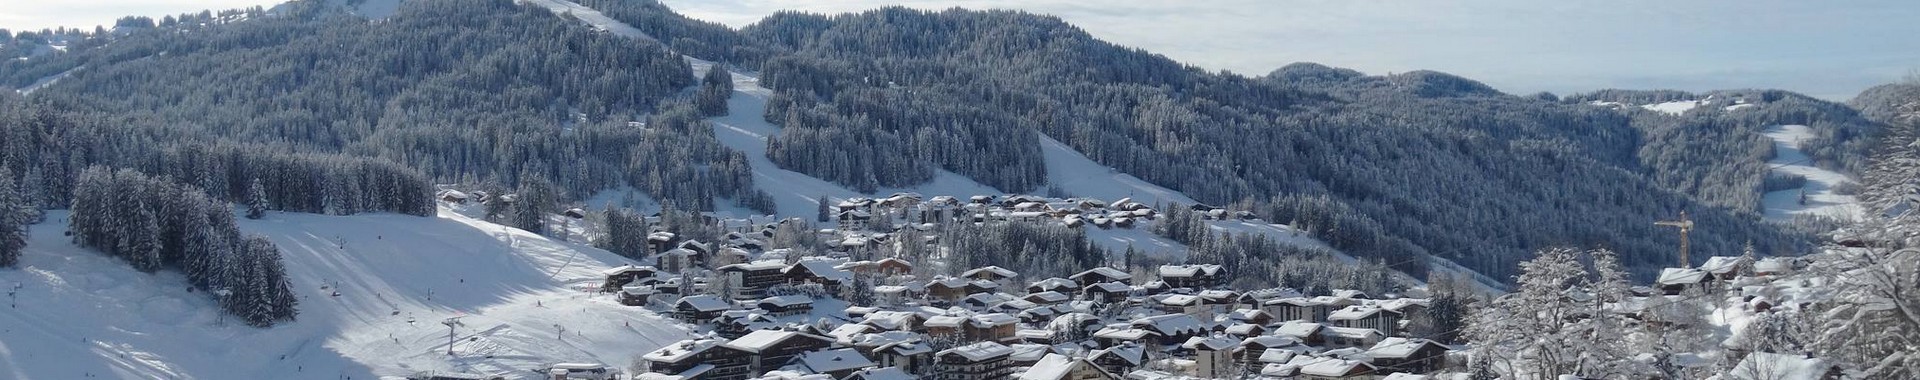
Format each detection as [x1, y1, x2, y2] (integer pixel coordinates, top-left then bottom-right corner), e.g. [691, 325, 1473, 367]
[1761, 125, 1863, 222]
[0, 207, 690, 379]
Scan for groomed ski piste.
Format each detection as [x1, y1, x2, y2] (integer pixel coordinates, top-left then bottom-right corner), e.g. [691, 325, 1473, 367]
[0, 207, 693, 380]
[1760, 124, 1864, 222]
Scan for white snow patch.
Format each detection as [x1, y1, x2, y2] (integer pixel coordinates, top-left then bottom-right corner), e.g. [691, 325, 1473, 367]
[1037, 135, 1196, 206]
[1724, 103, 1754, 111]
[520, 0, 659, 43]
[1641, 100, 1705, 116]
[1760, 125, 1863, 222]
[17, 66, 80, 95]
[0, 208, 691, 379]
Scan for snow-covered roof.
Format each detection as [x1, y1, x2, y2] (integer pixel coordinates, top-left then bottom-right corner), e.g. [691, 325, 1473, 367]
[1131, 314, 1206, 335]
[964, 266, 1019, 279]
[925, 315, 967, 328]
[1064, 267, 1129, 282]
[938, 341, 1013, 362]
[797, 348, 875, 373]
[726, 330, 828, 353]
[1657, 268, 1710, 285]
[1727, 352, 1836, 380]
[1292, 356, 1374, 377]
[1025, 291, 1071, 304]
[1381, 373, 1428, 380]
[720, 260, 788, 272]
[643, 338, 728, 363]
[1086, 282, 1132, 293]
[1699, 256, 1749, 274]
[1008, 343, 1052, 362]
[969, 313, 1019, 327]
[1223, 323, 1264, 336]
[758, 295, 814, 308]
[1274, 321, 1324, 338]
[1092, 327, 1151, 340]
[1243, 335, 1301, 349]
[1327, 306, 1381, 321]
[1028, 277, 1079, 290]
[1156, 264, 1221, 278]
[1754, 257, 1795, 273]
[1091, 343, 1144, 365]
[787, 259, 853, 282]
[1018, 353, 1080, 380]
[1258, 348, 1300, 364]
[1369, 337, 1443, 359]
[1325, 326, 1383, 339]
[845, 367, 916, 380]
[1156, 294, 1202, 306]
[676, 295, 732, 312]
[1180, 336, 1239, 351]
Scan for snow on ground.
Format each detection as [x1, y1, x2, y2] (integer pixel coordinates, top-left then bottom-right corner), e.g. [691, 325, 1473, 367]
[520, 0, 659, 43]
[0, 207, 691, 379]
[1037, 135, 1195, 206]
[1760, 125, 1863, 222]
[1641, 99, 1706, 116]
[1724, 103, 1754, 111]
[16, 66, 80, 95]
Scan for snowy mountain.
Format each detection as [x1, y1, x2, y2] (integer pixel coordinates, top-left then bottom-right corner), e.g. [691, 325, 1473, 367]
[0, 207, 692, 379]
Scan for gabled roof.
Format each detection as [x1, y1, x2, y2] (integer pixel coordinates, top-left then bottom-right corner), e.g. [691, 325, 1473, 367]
[1155, 294, 1203, 307]
[1368, 337, 1445, 359]
[642, 338, 729, 363]
[1327, 306, 1382, 321]
[1090, 343, 1144, 365]
[1699, 256, 1750, 275]
[1243, 335, 1302, 349]
[1029, 277, 1080, 290]
[1181, 336, 1240, 351]
[845, 367, 916, 380]
[725, 330, 832, 353]
[925, 315, 968, 328]
[1085, 282, 1132, 293]
[786, 259, 853, 282]
[938, 341, 1013, 362]
[795, 348, 875, 373]
[676, 295, 732, 312]
[1657, 268, 1710, 285]
[969, 313, 1020, 328]
[1324, 326, 1384, 339]
[1157, 264, 1224, 278]
[1025, 291, 1072, 304]
[1018, 353, 1080, 380]
[1131, 314, 1206, 335]
[601, 264, 657, 277]
[758, 295, 814, 308]
[964, 266, 1019, 279]
[1274, 321, 1324, 338]
[719, 260, 788, 272]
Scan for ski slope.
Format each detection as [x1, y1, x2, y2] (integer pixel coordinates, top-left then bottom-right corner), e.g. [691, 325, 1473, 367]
[694, 60, 1003, 219]
[1760, 125, 1863, 222]
[16, 66, 79, 95]
[0, 208, 691, 379]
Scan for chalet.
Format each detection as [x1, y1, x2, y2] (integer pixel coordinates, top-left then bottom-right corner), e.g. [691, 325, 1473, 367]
[674, 295, 732, 323]
[647, 231, 678, 254]
[874, 257, 915, 276]
[1657, 268, 1714, 295]
[1153, 294, 1209, 320]
[926, 315, 967, 339]
[1222, 323, 1266, 337]
[837, 210, 873, 230]
[1088, 343, 1145, 375]
[1369, 337, 1449, 374]
[1226, 309, 1274, 327]
[861, 311, 924, 332]
[791, 348, 875, 379]
[925, 277, 972, 302]
[601, 265, 659, 292]
[784, 259, 852, 288]
[1240, 336, 1304, 365]
[969, 195, 996, 205]
[1327, 306, 1399, 336]
[1131, 314, 1209, 346]
[1699, 255, 1752, 280]
[1007, 343, 1052, 367]
[1323, 326, 1385, 349]
[640, 338, 753, 380]
[867, 339, 935, 375]
[716, 260, 789, 300]
[1028, 278, 1080, 294]
[437, 190, 471, 204]
[1157, 264, 1226, 289]
[618, 285, 655, 306]
[755, 295, 815, 317]
[711, 247, 751, 268]
[723, 330, 835, 376]
[656, 248, 698, 275]
[1274, 321, 1327, 347]
[1091, 326, 1153, 347]
[713, 311, 778, 339]
[1070, 267, 1133, 286]
[1182, 336, 1240, 379]
[966, 313, 1021, 343]
[1267, 296, 1356, 323]
[881, 193, 924, 208]
[934, 341, 1017, 380]
[964, 266, 1020, 283]
[965, 279, 1002, 295]
[1024, 291, 1072, 306]
[1083, 282, 1133, 304]
[1018, 353, 1120, 380]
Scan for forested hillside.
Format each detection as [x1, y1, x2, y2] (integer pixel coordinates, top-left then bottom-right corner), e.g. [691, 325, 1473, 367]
[2, 0, 1885, 283]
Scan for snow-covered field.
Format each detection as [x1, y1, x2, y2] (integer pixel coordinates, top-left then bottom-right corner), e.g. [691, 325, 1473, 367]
[1640, 99, 1705, 116]
[1760, 124, 1863, 222]
[0, 208, 689, 379]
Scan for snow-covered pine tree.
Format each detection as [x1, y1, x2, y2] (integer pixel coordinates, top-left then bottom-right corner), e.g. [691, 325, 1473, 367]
[1464, 247, 1587, 379]
[245, 177, 267, 219]
[0, 168, 27, 267]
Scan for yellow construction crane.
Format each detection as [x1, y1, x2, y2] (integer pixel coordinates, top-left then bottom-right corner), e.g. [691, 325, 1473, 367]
[1655, 211, 1694, 267]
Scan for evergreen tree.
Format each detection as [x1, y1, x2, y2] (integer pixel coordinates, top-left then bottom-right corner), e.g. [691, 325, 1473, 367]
[0, 168, 26, 267]
[245, 178, 267, 220]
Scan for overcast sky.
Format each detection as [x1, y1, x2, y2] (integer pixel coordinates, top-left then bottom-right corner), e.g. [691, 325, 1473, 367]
[6, 0, 1915, 100]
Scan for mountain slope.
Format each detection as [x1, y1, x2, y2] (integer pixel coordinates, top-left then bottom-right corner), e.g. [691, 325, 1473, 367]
[0, 207, 690, 379]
